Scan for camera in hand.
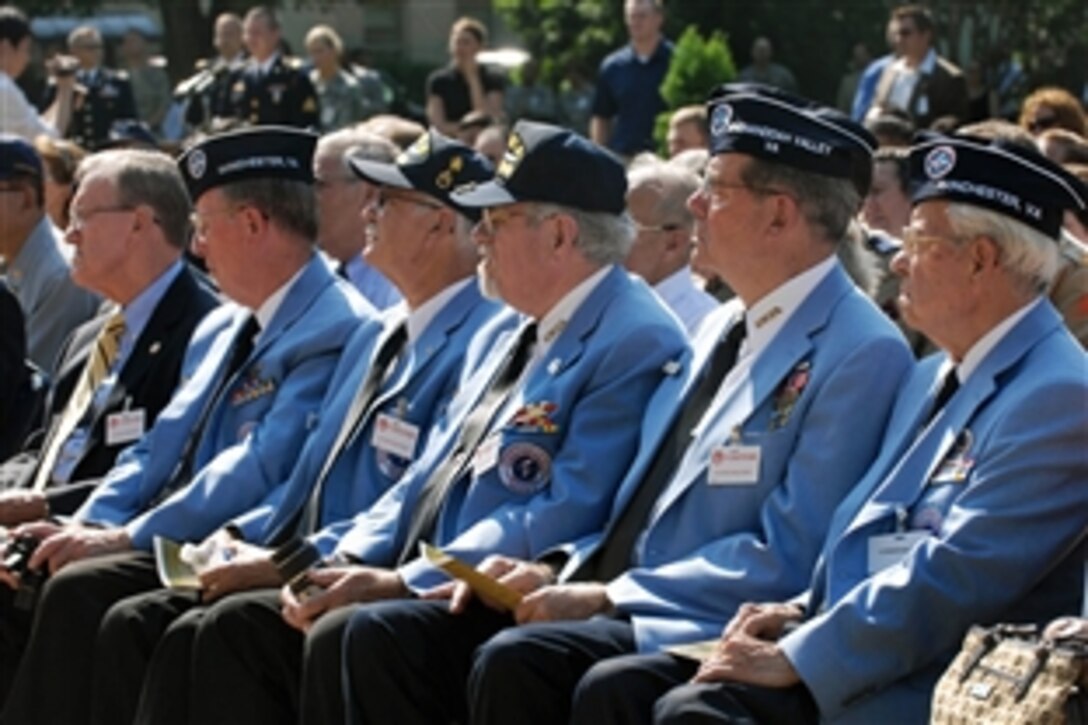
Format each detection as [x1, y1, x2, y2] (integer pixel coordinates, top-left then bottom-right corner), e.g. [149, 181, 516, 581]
[46, 55, 79, 78]
[271, 537, 324, 601]
[2, 535, 47, 612]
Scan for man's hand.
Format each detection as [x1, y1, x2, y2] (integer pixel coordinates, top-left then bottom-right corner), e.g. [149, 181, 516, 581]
[515, 582, 613, 624]
[199, 552, 278, 603]
[0, 490, 48, 527]
[279, 565, 407, 632]
[422, 555, 556, 614]
[28, 525, 131, 574]
[722, 601, 804, 641]
[694, 632, 801, 688]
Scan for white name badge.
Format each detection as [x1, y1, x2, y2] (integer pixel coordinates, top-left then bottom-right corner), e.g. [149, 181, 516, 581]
[707, 444, 761, 485]
[473, 434, 502, 475]
[105, 409, 146, 446]
[370, 413, 420, 461]
[867, 531, 929, 575]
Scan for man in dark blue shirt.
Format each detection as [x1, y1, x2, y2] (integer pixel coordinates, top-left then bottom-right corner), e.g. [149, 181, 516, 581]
[590, 0, 673, 158]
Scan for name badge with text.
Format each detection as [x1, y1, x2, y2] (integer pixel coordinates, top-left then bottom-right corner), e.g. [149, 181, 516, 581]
[708, 444, 761, 485]
[106, 409, 146, 446]
[867, 531, 929, 575]
[370, 414, 420, 461]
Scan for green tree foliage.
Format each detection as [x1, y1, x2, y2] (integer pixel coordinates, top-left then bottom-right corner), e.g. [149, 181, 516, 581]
[653, 25, 735, 153]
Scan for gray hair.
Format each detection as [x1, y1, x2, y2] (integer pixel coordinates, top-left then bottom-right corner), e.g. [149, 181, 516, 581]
[220, 178, 318, 243]
[76, 150, 192, 249]
[316, 127, 397, 177]
[945, 202, 1061, 294]
[627, 161, 699, 231]
[741, 158, 861, 243]
[530, 203, 635, 265]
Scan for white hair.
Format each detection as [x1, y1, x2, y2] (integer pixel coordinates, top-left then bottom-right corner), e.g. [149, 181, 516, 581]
[531, 202, 635, 265]
[945, 202, 1061, 294]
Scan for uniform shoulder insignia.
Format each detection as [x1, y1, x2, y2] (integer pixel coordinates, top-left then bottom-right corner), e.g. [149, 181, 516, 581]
[194, 58, 211, 71]
[284, 56, 303, 69]
[149, 55, 167, 69]
[113, 69, 130, 80]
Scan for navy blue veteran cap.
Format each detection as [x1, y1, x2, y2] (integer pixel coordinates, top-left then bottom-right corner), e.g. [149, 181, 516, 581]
[347, 130, 494, 221]
[104, 119, 158, 149]
[706, 83, 876, 195]
[0, 134, 42, 180]
[451, 120, 626, 214]
[910, 133, 1088, 240]
[178, 126, 317, 202]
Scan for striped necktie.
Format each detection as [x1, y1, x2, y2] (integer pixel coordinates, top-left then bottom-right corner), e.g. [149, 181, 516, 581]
[34, 311, 127, 491]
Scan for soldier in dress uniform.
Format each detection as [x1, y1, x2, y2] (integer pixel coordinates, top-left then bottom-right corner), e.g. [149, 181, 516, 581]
[175, 12, 247, 132]
[41, 26, 137, 151]
[227, 6, 318, 129]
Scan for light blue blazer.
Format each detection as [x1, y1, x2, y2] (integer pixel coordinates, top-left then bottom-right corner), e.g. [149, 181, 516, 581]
[330, 266, 691, 590]
[781, 300, 1088, 723]
[250, 281, 512, 546]
[75, 256, 374, 550]
[562, 263, 912, 652]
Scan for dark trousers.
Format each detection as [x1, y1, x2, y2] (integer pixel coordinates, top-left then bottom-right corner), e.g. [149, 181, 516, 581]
[343, 598, 512, 724]
[188, 588, 356, 725]
[573, 652, 699, 725]
[653, 680, 819, 724]
[92, 585, 201, 725]
[467, 616, 637, 725]
[0, 585, 32, 708]
[0, 550, 160, 725]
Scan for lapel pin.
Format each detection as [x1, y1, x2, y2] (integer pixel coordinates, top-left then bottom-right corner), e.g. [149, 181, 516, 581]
[149, 341, 162, 354]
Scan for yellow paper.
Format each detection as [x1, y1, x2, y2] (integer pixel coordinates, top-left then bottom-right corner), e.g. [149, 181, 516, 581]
[666, 639, 719, 662]
[419, 542, 523, 612]
[153, 536, 201, 590]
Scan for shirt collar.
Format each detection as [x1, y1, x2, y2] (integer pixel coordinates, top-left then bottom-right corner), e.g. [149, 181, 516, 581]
[535, 264, 611, 358]
[253, 260, 307, 336]
[955, 297, 1040, 383]
[404, 278, 471, 344]
[256, 53, 279, 76]
[7, 217, 59, 288]
[116, 260, 183, 361]
[743, 255, 837, 357]
[653, 265, 697, 304]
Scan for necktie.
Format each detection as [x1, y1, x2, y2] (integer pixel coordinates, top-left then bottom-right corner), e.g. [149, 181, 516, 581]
[925, 369, 960, 426]
[396, 321, 538, 565]
[293, 322, 408, 538]
[34, 311, 126, 491]
[571, 315, 747, 582]
[157, 316, 259, 501]
[336, 262, 350, 281]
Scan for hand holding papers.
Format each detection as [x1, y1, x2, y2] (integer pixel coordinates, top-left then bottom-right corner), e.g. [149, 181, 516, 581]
[420, 542, 523, 612]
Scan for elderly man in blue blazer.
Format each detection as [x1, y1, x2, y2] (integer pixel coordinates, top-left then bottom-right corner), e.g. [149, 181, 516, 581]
[87, 132, 516, 725]
[0, 127, 374, 725]
[179, 120, 690, 725]
[337, 85, 913, 725]
[602, 136, 1088, 724]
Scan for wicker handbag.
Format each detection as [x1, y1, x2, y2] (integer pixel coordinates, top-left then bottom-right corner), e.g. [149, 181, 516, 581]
[931, 624, 1087, 724]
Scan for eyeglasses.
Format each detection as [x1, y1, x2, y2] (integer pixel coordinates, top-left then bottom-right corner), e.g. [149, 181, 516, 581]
[375, 188, 444, 213]
[477, 207, 532, 237]
[699, 178, 792, 200]
[895, 27, 915, 37]
[899, 228, 970, 256]
[635, 222, 681, 233]
[1027, 116, 1058, 134]
[189, 206, 242, 239]
[67, 205, 135, 233]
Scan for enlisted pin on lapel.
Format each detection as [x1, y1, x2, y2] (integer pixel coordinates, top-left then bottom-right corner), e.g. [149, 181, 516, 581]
[149, 341, 162, 355]
[770, 360, 811, 429]
[231, 373, 277, 406]
[663, 359, 682, 376]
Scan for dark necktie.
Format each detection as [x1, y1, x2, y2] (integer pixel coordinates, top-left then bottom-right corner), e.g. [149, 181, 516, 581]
[571, 315, 747, 582]
[336, 262, 350, 281]
[158, 316, 260, 501]
[396, 321, 538, 565]
[293, 322, 409, 538]
[925, 369, 960, 426]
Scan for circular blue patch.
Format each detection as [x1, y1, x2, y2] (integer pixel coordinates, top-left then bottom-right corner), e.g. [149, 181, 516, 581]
[924, 145, 956, 180]
[710, 103, 733, 137]
[498, 442, 552, 495]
